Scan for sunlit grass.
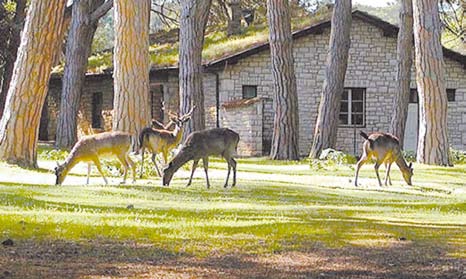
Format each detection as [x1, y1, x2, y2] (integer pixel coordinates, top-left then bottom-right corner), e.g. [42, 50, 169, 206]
[0, 156, 465, 258]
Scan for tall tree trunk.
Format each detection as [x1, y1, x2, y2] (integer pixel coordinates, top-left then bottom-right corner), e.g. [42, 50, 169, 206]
[55, 0, 106, 149]
[309, 0, 352, 159]
[413, 0, 450, 165]
[113, 0, 151, 147]
[267, 0, 299, 160]
[389, 0, 413, 145]
[179, 0, 212, 139]
[0, 0, 66, 168]
[0, 0, 27, 119]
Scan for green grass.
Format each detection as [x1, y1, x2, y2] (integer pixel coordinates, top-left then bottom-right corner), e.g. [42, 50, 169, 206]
[0, 157, 465, 258]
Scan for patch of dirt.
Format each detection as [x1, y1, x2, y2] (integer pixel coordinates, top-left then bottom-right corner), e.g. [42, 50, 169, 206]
[0, 239, 464, 279]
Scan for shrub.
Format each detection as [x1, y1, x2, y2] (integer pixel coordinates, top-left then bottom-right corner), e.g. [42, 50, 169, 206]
[310, 148, 357, 170]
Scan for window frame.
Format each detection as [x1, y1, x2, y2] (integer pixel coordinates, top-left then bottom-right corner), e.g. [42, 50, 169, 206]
[339, 88, 366, 128]
[242, 85, 258, 99]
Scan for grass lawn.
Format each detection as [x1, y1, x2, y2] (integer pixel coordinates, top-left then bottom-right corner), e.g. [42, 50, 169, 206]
[0, 156, 465, 278]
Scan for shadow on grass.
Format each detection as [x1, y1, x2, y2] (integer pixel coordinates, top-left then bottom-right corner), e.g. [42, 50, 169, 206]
[0, 238, 463, 279]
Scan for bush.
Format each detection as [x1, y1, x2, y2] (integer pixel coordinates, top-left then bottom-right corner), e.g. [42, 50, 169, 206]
[450, 149, 466, 164]
[402, 150, 416, 163]
[38, 148, 69, 161]
[310, 148, 357, 170]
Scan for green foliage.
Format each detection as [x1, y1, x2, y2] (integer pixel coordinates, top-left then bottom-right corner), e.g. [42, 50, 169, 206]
[402, 150, 417, 163]
[37, 148, 69, 162]
[450, 148, 466, 165]
[310, 148, 357, 170]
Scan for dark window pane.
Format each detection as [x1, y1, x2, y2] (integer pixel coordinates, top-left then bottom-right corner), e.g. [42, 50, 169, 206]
[342, 89, 348, 100]
[446, 89, 455, 102]
[352, 114, 364, 125]
[409, 89, 418, 103]
[352, 88, 364, 100]
[242, 85, 257, 99]
[92, 92, 103, 129]
[339, 113, 348, 125]
[352, 101, 363, 113]
[340, 101, 348, 112]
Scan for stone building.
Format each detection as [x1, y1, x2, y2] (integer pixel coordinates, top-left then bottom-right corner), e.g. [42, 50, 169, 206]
[41, 10, 466, 156]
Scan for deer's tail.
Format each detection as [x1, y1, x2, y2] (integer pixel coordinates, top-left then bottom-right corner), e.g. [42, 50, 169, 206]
[135, 128, 149, 155]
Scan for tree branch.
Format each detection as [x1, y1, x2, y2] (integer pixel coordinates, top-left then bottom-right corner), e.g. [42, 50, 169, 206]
[90, 0, 113, 23]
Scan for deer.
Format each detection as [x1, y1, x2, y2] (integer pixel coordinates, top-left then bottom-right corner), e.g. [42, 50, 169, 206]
[162, 128, 240, 188]
[54, 131, 136, 185]
[354, 131, 413, 187]
[138, 106, 195, 177]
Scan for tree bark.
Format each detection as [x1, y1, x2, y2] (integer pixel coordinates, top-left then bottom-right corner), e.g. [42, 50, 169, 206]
[309, 0, 352, 159]
[113, 0, 151, 148]
[267, 0, 300, 160]
[0, 0, 66, 168]
[0, 0, 27, 119]
[389, 0, 413, 146]
[413, 0, 450, 165]
[55, 0, 106, 149]
[179, 0, 212, 139]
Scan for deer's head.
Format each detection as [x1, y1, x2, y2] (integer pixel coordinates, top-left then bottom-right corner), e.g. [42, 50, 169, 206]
[162, 162, 175, 186]
[402, 162, 413, 185]
[54, 162, 66, 185]
[168, 106, 196, 128]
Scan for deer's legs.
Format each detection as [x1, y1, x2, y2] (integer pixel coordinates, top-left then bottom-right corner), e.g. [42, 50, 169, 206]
[126, 154, 136, 183]
[86, 163, 91, 185]
[117, 154, 129, 184]
[139, 147, 145, 178]
[187, 159, 199, 187]
[224, 156, 231, 188]
[203, 157, 210, 189]
[374, 161, 383, 187]
[151, 153, 162, 177]
[92, 158, 108, 185]
[384, 161, 392, 186]
[231, 158, 237, 187]
[354, 155, 368, 186]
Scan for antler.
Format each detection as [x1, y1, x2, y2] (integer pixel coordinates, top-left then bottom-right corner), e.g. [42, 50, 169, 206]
[181, 105, 196, 121]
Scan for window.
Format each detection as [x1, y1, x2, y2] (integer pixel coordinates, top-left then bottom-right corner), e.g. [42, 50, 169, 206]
[242, 85, 257, 99]
[339, 88, 365, 126]
[447, 89, 456, 102]
[409, 89, 418, 103]
[92, 92, 103, 129]
[410, 88, 456, 103]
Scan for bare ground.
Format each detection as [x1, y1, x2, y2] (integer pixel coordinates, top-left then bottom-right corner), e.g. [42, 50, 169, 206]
[1, 239, 464, 279]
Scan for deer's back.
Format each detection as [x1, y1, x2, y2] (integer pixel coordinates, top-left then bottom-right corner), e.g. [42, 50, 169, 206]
[72, 131, 132, 159]
[185, 128, 239, 157]
[140, 127, 179, 152]
[365, 132, 401, 160]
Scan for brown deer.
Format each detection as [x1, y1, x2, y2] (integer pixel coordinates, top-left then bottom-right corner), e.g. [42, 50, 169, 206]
[138, 106, 195, 177]
[162, 128, 240, 188]
[54, 131, 136, 185]
[354, 131, 413, 187]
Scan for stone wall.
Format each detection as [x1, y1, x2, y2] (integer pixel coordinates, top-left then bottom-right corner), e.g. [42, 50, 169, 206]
[44, 16, 466, 156]
[220, 98, 264, 156]
[217, 18, 466, 155]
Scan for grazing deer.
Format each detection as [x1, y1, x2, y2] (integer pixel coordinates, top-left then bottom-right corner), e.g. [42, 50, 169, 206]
[138, 106, 195, 177]
[54, 131, 136, 185]
[162, 128, 240, 188]
[354, 131, 413, 187]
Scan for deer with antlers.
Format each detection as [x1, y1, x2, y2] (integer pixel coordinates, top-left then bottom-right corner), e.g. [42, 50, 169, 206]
[54, 131, 136, 185]
[163, 128, 240, 188]
[138, 105, 195, 177]
[354, 131, 413, 187]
